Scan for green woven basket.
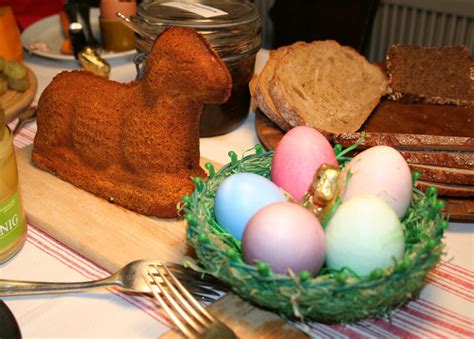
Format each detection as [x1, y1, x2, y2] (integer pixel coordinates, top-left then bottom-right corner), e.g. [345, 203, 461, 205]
[181, 145, 447, 323]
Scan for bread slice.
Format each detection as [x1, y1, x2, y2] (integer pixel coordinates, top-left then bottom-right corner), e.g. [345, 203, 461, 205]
[399, 150, 474, 170]
[416, 180, 474, 197]
[253, 46, 296, 131]
[330, 132, 474, 152]
[269, 40, 388, 134]
[386, 45, 474, 105]
[409, 163, 474, 185]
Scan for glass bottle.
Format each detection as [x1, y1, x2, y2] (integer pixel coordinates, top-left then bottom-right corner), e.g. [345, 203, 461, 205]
[0, 109, 27, 263]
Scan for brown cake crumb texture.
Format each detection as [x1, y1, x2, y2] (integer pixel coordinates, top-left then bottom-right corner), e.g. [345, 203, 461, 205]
[387, 45, 474, 106]
[32, 27, 232, 217]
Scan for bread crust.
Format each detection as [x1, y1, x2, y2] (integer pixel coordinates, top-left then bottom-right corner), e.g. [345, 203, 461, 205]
[254, 47, 292, 131]
[399, 150, 474, 170]
[32, 27, 232, 217]
[409, 163, 474, 185]
[331, 132, 474, 152]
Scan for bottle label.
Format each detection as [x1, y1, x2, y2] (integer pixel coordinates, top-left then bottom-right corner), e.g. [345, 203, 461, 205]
[0, 190, 26, 251]
[161, 2, 228, 18]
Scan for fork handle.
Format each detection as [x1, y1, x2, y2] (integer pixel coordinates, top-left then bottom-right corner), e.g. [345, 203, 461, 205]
[0, 277, 114, 296]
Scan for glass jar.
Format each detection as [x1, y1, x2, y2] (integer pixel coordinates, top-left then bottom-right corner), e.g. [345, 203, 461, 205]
[0, 125, 27, 263]
[131, 0, 261, 137]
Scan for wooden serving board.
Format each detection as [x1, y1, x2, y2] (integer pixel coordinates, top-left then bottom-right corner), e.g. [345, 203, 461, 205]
[1, 67, 37, 122]
[16, 145, 306, 338]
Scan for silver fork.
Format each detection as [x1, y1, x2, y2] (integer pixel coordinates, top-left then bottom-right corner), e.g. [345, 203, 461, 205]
[0, 259, 224, 301]
[146, 264, 237, 338]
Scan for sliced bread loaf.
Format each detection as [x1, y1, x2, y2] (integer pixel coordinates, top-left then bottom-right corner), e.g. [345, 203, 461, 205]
[269, 40, 388, 134]
[409, 163, 474, 185]
[386, 45, 474, 105]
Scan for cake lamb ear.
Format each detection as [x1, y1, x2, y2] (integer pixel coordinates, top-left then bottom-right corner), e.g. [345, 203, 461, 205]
[141, 26, 232, 104]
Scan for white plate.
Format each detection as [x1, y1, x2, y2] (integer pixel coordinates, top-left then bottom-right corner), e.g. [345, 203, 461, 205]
[21, 8, 136, 61]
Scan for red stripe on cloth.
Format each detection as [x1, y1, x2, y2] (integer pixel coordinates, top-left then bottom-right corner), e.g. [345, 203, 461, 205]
[307, 324, 347, 338]
[325, 324, 369, 338]
[402, 304, 474, 337]
[358, 320, 403, 338]
[26, 234, 169, 326]
[308, 321, 391, 338]
[347, 322, 391, 338]
[417, 298, 474, 326]
[27, 233, 104, 280]
[13, 130, 34, 146]
[16, 130, 34, 144]
[392, 310, 449, 338]
[430, 267, 474, 290]
[426, 277, 474, 302]
[12, 123, 36, 147]
[347, 323, 396, 338]
[365, 317, 423, 338]
[28, 225, 110, 277]
[440, 261, 474, 278]
[407, 302, 474, 336]
[13, 141, 30, 149]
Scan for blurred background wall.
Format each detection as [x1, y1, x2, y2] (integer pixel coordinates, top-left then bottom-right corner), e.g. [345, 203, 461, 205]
[254, 0, 474, 61]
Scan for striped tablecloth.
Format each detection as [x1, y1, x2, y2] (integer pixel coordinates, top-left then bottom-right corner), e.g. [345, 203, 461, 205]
[3, 122, 473, 338]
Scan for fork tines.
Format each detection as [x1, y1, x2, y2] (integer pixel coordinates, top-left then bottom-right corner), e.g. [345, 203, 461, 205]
[145, 264, 217, 338]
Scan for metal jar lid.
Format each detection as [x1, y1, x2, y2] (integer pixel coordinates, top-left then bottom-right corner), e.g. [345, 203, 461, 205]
[131, 0, 261, 61]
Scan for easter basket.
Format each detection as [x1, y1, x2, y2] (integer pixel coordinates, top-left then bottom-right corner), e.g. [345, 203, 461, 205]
[181, 145, 447, 323]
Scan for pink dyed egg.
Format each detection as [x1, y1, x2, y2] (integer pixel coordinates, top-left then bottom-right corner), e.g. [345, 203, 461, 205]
[342, 146, 412, 218]
[271, 126, 338, 201]
[242, 202, 326, 275]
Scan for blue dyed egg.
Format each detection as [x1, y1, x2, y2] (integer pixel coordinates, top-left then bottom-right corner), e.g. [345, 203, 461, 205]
[214, 173, 287, 240]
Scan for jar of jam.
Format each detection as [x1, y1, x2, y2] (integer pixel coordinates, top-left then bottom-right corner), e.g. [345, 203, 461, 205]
[0, 110, 27, 263]
[131, 0, 261, 137]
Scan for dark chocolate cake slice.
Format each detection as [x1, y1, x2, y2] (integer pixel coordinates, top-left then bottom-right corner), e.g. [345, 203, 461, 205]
[386, 45, 473, 106]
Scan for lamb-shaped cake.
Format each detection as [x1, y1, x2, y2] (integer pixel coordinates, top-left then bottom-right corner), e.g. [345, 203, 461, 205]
[32, 27, 232, 217]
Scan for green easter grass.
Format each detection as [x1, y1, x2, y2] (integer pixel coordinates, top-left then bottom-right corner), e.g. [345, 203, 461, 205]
[181, 145, 447, 323]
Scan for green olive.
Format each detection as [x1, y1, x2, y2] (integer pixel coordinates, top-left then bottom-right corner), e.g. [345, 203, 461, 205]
[7, 76, 29, 92]
[4, 60, 27, 80]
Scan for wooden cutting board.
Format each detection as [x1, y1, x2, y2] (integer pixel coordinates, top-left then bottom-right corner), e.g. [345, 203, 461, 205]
[16, 145, 306, 338]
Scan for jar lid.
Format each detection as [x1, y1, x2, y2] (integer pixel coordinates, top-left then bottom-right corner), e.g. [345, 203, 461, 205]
[132, 0, 261, 60]
[136, 0, 260, 29]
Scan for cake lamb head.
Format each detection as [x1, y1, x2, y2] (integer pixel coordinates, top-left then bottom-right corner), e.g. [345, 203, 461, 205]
[32, 27, 232, 217]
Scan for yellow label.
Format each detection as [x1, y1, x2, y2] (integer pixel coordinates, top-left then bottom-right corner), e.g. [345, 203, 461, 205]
[0, 189, 26, 251]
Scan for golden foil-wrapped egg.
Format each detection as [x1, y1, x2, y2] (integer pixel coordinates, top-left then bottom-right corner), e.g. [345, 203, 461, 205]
[301, 164, 341, 223]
